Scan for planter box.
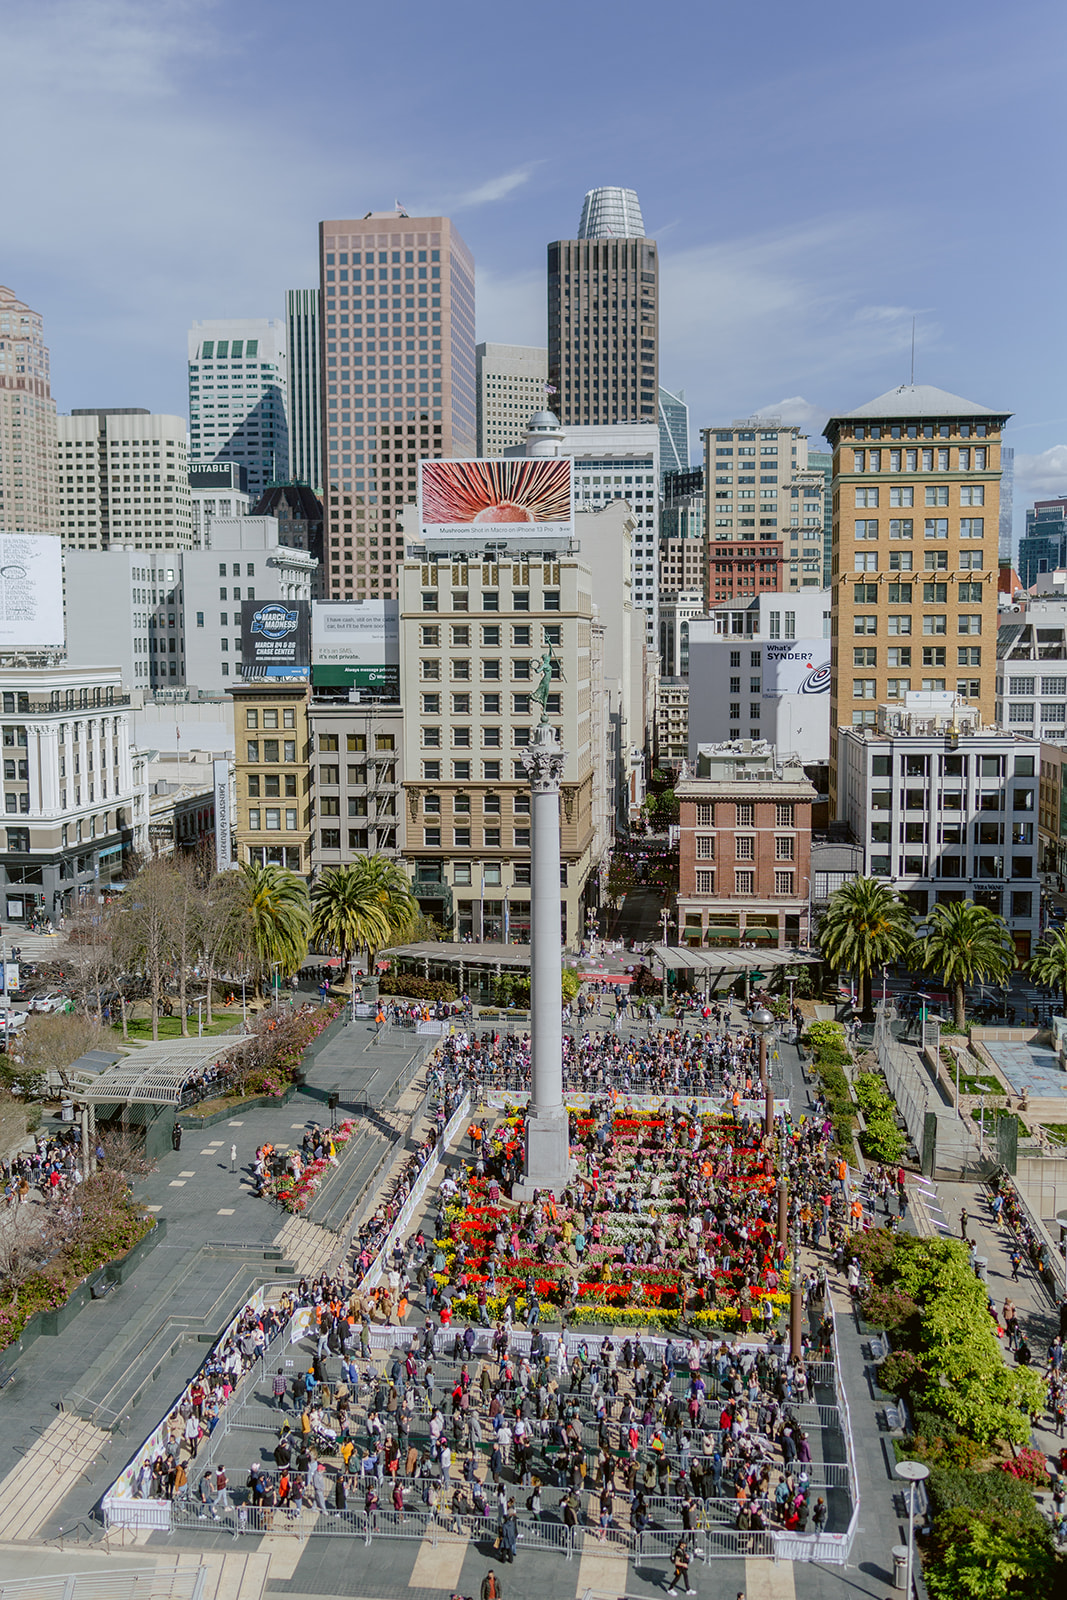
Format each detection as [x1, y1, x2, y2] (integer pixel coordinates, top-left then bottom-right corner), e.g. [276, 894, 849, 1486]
[182, 1084, 298, 1131]
[5, 1217, 165, 1355]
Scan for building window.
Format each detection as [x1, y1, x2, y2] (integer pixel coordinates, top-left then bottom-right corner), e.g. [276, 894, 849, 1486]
[735, 835, 754, 860]
[736, 802, 753, 826]
[735, 870, 754, 895]
[696, 801, 714, 825]
[696, 835, 714, 859]
[248, 808, 261, 831]
[695, 870, 714, 893]
[775, 870, 795, 896]
[775, 802, 794, 827]
[321, 829, 341, 849]
[775, 835, 794, 860]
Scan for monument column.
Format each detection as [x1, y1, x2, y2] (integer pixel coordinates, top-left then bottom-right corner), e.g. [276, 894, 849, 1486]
[513, 722, 571, 1198]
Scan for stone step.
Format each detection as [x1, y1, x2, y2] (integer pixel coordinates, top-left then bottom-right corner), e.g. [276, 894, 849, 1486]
[0, 1411, 109, 1541]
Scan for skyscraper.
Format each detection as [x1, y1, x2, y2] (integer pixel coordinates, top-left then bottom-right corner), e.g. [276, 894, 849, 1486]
[824, 384, 1010, 814]
[476, 343, 547, 454]
[187, 318, 289, 501]
[658, 386, 689, 482]
[702, 419, 813, 604]
[577, 187, 645, 240]
[286, 290, 322, 492]
[318, 211, 476, 602]
[548, 190, 658, 429]
[56, 409, 192, 550]
[0, 286, 57, 534]
[999, 444, 1015, 566]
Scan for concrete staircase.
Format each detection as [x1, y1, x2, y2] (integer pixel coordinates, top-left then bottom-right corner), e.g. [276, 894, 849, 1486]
[0, 1411, 110, 1541]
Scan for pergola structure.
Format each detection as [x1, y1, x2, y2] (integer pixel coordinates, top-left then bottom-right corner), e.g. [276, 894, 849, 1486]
[64, 1037, 252, 1107]
[642, 943, 822, 999]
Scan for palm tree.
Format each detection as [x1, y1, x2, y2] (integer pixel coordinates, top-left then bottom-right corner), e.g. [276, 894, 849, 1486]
[239, 862, 311, 994]
[1027, 927, 1067, 1015]
[311, 856, 418, 977]
[819, 877, 916, 1017]
[919, 900, 1015, 1031]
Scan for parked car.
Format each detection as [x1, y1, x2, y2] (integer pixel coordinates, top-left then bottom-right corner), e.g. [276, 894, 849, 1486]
[29, 991, 69, 1014]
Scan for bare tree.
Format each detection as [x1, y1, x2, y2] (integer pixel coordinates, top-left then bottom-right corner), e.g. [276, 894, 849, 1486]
[198, 869, 246, 1024]
[62, 906, 115, 1022]
[18, 1013, 117, 1092]
[111, 859, 180, 1040]
[169, 857, 203, 1037]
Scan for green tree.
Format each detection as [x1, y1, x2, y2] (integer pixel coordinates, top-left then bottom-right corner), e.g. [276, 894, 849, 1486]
[310, 856, 417, 975]
[1027, 926, 1067, 1014]
[819, 878, 916, 1017]
[925, 1516, 1058, 1600]
[920, 901, 1015, 1032]
[239, 862, 311, 992]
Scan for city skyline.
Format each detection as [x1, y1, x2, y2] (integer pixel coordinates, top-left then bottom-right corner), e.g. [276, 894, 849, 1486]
[1, 0, 1063, 532]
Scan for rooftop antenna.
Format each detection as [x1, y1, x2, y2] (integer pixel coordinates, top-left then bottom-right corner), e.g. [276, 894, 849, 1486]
[910, 317, 916, 386]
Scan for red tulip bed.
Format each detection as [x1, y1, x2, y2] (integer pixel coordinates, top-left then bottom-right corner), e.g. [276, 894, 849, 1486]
[438, 1108, 790, 1330]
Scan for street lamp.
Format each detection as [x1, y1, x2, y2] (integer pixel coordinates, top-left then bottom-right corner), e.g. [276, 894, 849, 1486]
[751, 1005, 775, 1132]
[894, 1460, 930, 1598]
[270, 961, 281, 1010]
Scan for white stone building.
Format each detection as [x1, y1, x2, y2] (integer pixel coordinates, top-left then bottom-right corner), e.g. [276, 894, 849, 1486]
[0, 664, 136, 922]
[187, 319, 288, 502]
[687, 589, 831, 764]
[836, 694, 1040, 959]
[56, 409, 192, 551]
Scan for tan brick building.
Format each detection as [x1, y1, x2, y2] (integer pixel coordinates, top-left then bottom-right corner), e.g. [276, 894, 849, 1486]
[676, 740, 816, 949]
[824, 385, 1010, 813]
[228, 683, 312, 874]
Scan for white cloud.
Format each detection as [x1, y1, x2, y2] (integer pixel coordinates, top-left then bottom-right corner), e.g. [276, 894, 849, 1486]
[753, 397, 833, 433]
[456, 167, 538, 208]
[657, 219, 937, 447]
[1014, 445, 1067, 508]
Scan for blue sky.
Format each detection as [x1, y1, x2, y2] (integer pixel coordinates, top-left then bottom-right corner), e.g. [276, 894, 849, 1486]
[4, 0, 1065, 530]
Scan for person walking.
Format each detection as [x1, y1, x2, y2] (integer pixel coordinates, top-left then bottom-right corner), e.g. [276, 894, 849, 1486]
[272, 1368, 288, 1409]
[172, 1121, 183, 1152]
[230, 1143, 238, 1174]
[666, 1536, 695, 1594]
[480, 1571, 501, 1600]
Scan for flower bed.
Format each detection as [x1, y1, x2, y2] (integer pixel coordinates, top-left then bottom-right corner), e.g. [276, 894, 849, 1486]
[273, 1119, 356, 1213]
[438, 1107, 790, 1330]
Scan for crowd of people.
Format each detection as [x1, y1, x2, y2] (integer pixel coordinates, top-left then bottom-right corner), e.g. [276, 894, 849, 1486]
[1, 1125, 84, 1207]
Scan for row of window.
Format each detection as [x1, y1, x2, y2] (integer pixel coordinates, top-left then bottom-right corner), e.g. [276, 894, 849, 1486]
[693, 835, 796, 861]
[247, 808, 300, 831]
[853, 552, 985, 573]
[421, 593, 561, 614]
[246, 740, 298, 762]
[853, 647, 981, 666]
[1008, 703, 1067, 722]
[691, 802, 795, 827]
[847, 518, 985, 540]
[421, 761, 534, 781]
[421, 725, 564, 750]
[691, 870, 797, 896]
[851, 447, 988, 472]
[420, 661, 561, 685]
[870, 787, 1034, 811]
[872, 821, 1033, 845]
[1005, 677, 1067, 695]
[245, 708, 296, 730]
[423, 827, 530, 847]
[423, 795, 529, 817]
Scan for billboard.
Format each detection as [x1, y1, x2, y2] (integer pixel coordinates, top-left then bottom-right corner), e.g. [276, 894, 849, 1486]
[762, 641, 831, 698]
[240, 599, 310, 681]
[213, 758, 232, 873]
[1, 535, 63, 652]
[312, 601, 399, 690]
[420, 458, 573, 541]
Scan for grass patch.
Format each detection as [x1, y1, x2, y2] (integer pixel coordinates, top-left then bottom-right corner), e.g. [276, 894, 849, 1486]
[111, 1015, 238, 1042]
[957, 1073, 1002, 1095]
[183, 1090, 255, 1119]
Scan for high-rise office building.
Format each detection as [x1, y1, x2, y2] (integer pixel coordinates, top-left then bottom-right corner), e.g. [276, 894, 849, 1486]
[548, 191, 658, 429]
[187, 318, 289, 501]
[0, 285, 57, 534]
[702, 419, 814, 604]
[658, 386, 689, 481]
[1018, 497, 1067, 589]
[319, 212, 476, 603]
[577, 187, 645, 240]
[824, 384, 1010, 813]
[286, 290, 322, 492]
[56, 409, 192, 550]
[476, 343, 547, 454]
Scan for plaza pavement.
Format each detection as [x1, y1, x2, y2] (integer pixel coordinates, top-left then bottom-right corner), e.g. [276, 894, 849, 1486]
[2, 996, 1035, 1599]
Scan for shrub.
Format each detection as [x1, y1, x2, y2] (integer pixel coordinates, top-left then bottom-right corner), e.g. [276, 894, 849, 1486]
[863, 1284, 919, 1331]
[998, 1446, 1050, 1487]
[807, 1019, 848, 1054]
[378, 973, 458, 1002]
[925, 1517, 1057, 1599]
[854, 1071, 893, 1114]
[860, 1113, 908, 1164]
[880, 1348, 924, 1393]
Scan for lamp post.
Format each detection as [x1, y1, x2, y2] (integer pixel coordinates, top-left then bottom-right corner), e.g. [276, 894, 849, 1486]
[271, 962, 281, 1010]
[751, 1004, 775, 1134]
[659, 911, 674, 1009]
[894, 1460, 930, 1598]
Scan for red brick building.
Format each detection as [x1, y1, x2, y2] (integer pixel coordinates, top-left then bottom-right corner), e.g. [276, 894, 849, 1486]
[676, 740, 816, 949]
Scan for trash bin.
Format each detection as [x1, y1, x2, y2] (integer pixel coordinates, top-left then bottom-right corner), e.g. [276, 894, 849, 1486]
[60, 1100, 74, 1123]
[892, 1545, 909, 1590]
[974, 1254, 988, 1282]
